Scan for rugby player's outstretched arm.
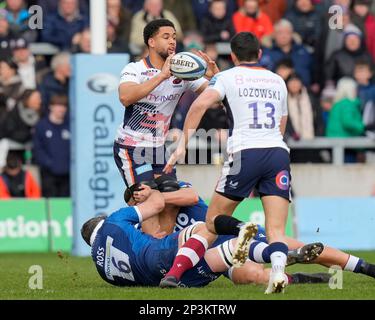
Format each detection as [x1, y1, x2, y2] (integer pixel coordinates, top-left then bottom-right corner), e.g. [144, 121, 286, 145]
[119, 55, 173, 107]
[136, 187, 165, 221]
[162, 187, 199, 207]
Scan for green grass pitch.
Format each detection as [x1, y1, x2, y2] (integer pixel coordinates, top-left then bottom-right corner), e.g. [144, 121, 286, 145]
[2, 251, 375, 300]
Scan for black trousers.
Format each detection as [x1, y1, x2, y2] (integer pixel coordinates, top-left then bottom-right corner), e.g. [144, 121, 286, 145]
[41, 169, 70, 198]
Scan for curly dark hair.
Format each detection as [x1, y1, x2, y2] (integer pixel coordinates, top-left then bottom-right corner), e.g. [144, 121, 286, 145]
[143, 19, 175, 46]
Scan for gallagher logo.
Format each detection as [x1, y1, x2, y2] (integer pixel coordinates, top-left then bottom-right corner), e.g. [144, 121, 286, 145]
[275, 170, 289, 190]
[87, 73, 118, 94]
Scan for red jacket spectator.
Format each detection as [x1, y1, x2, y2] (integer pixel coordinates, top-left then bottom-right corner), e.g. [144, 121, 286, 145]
[238, 0, 287, 23]
[0, 153, 41, 198]
[364, 14, 375, 61]
[0, 171, 41, 198]
[233, 0, 273, 40]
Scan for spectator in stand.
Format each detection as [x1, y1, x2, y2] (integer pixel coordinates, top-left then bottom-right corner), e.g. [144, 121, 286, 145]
[238, 0, 287, 23]
[38, 52, 71, 115]
[0, 152, 40, 198]
[285, 0, 323, 50]
[261, 19, 313, 86]
[326, 77, 365, 138]
[232, 0, 273, 41]
[3, 0, 37, 42]
[121, 0, 144, 14]
[191, 0, 237, 28]
[106, 18, 129, 53]
[36, 0, 89, 16]
[326, 77, 372, 162]
[320, 84, 337, 129]
[130, 0, 183, 49]
[41, 0, 88, 50]
[0, 8, 17, 59]
[0, 57, 24, 112]
[200, 0, 235, 44]
[164, 0, 197, 32]
[11, 37, 47, 90]
[205, 42, 233, 71]
[274, 58, 294, 81]
[286, 73, 315, 140]
[0, 89, 41, 144]
[182, 30, 204, 52]
[106, 0, 132, 47]
[71, 27, 90, 53]
[320, 1, 351, 64]
[350, 0, 375, 61]
[325, 24, 374, 84]
[354, 59, 375, 110]
[32, 94, 70, 197]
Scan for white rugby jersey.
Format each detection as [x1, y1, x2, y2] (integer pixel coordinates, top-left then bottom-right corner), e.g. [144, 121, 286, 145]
[116, 56, 207, 148]
[208, 63, 289, 154]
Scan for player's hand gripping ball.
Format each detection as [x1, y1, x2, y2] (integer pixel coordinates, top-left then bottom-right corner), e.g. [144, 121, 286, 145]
[170, 52, 208, 80]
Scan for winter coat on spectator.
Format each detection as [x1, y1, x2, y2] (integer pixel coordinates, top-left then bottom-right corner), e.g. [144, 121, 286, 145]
[200, 13, 236, 43]
[287, 87, 315, 139]
[121, 0, 145, 14]
[261, 41, 313, 86]
[326, 98, 365, 137]
[38, 71, 69, 115]
[0, 29, 17, 59]
[351, 12, 375, 61]
[0, 170, 41, 198]
[237, 0, 287, 23]
[0, 101, 39, 143]
[232, 9, 273, 40]
[41, 10, 88, 50]
[192, 0, 238, 28]
[325, 47, 373, 84]
[285, 4, 323, 49]
[36, 0, 89, 16]
[32, 116, 70, 176]
[164, 0, 197, 32]
[358, 83, 375, 110]
[0, 74, 24, 111]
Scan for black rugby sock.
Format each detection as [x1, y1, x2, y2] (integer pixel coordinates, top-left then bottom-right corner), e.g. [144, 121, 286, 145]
[214, 215, 244, 236]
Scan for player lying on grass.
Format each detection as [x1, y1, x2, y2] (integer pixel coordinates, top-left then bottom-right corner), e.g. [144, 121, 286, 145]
[147, 176, 375, 284]
[81, 184, 324, 288]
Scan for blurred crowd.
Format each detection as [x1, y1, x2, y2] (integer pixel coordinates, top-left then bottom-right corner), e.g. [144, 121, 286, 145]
[0, 0, 375, 198]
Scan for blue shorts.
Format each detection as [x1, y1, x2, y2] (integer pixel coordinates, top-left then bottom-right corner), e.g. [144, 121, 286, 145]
[216, 148, 291, 202]
[113, 142, 177, 187]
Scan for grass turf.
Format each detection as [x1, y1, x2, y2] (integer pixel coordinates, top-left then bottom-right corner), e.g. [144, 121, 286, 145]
[1, 251, 375, 300]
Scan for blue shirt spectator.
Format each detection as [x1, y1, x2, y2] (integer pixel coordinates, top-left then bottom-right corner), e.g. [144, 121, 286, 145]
[38, 52, 70, 114]
[41, 0, 88, 50]
[260, 19, 313, 86]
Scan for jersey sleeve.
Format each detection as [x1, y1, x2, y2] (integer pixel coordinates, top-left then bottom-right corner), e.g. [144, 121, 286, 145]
[207, 74, 225, 100]
[119, 63, 140, 85]
[186, 77, 207, 92]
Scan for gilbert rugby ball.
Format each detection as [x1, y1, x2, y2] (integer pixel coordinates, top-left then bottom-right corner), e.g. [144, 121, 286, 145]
[170, 52, 207, 81]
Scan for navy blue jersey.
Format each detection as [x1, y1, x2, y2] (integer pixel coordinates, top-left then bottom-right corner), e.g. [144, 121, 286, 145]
[91, 206, 221, 288]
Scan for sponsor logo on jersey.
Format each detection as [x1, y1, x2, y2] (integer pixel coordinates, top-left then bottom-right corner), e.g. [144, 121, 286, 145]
[275, 170, 290, 190]
[228, 181, 239, 189]
[87, 73, 118, 94]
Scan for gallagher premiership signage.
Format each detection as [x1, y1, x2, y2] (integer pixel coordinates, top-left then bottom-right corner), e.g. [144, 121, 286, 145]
[70, 54, 129, 256]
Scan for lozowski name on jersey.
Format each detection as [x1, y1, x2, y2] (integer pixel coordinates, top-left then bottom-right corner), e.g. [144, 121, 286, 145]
[238, 87, 281, 101]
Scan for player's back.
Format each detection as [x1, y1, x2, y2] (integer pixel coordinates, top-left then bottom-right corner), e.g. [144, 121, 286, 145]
[210, 64, 289, 154]
[91, 207, 158, 286]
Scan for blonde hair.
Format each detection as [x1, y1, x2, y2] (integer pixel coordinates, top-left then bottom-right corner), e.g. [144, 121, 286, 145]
[334, 77, 357, 103]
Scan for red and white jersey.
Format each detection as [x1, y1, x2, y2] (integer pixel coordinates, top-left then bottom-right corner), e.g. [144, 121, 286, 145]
[116, 56, 207, 148]
[208, 63, 289, 154]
